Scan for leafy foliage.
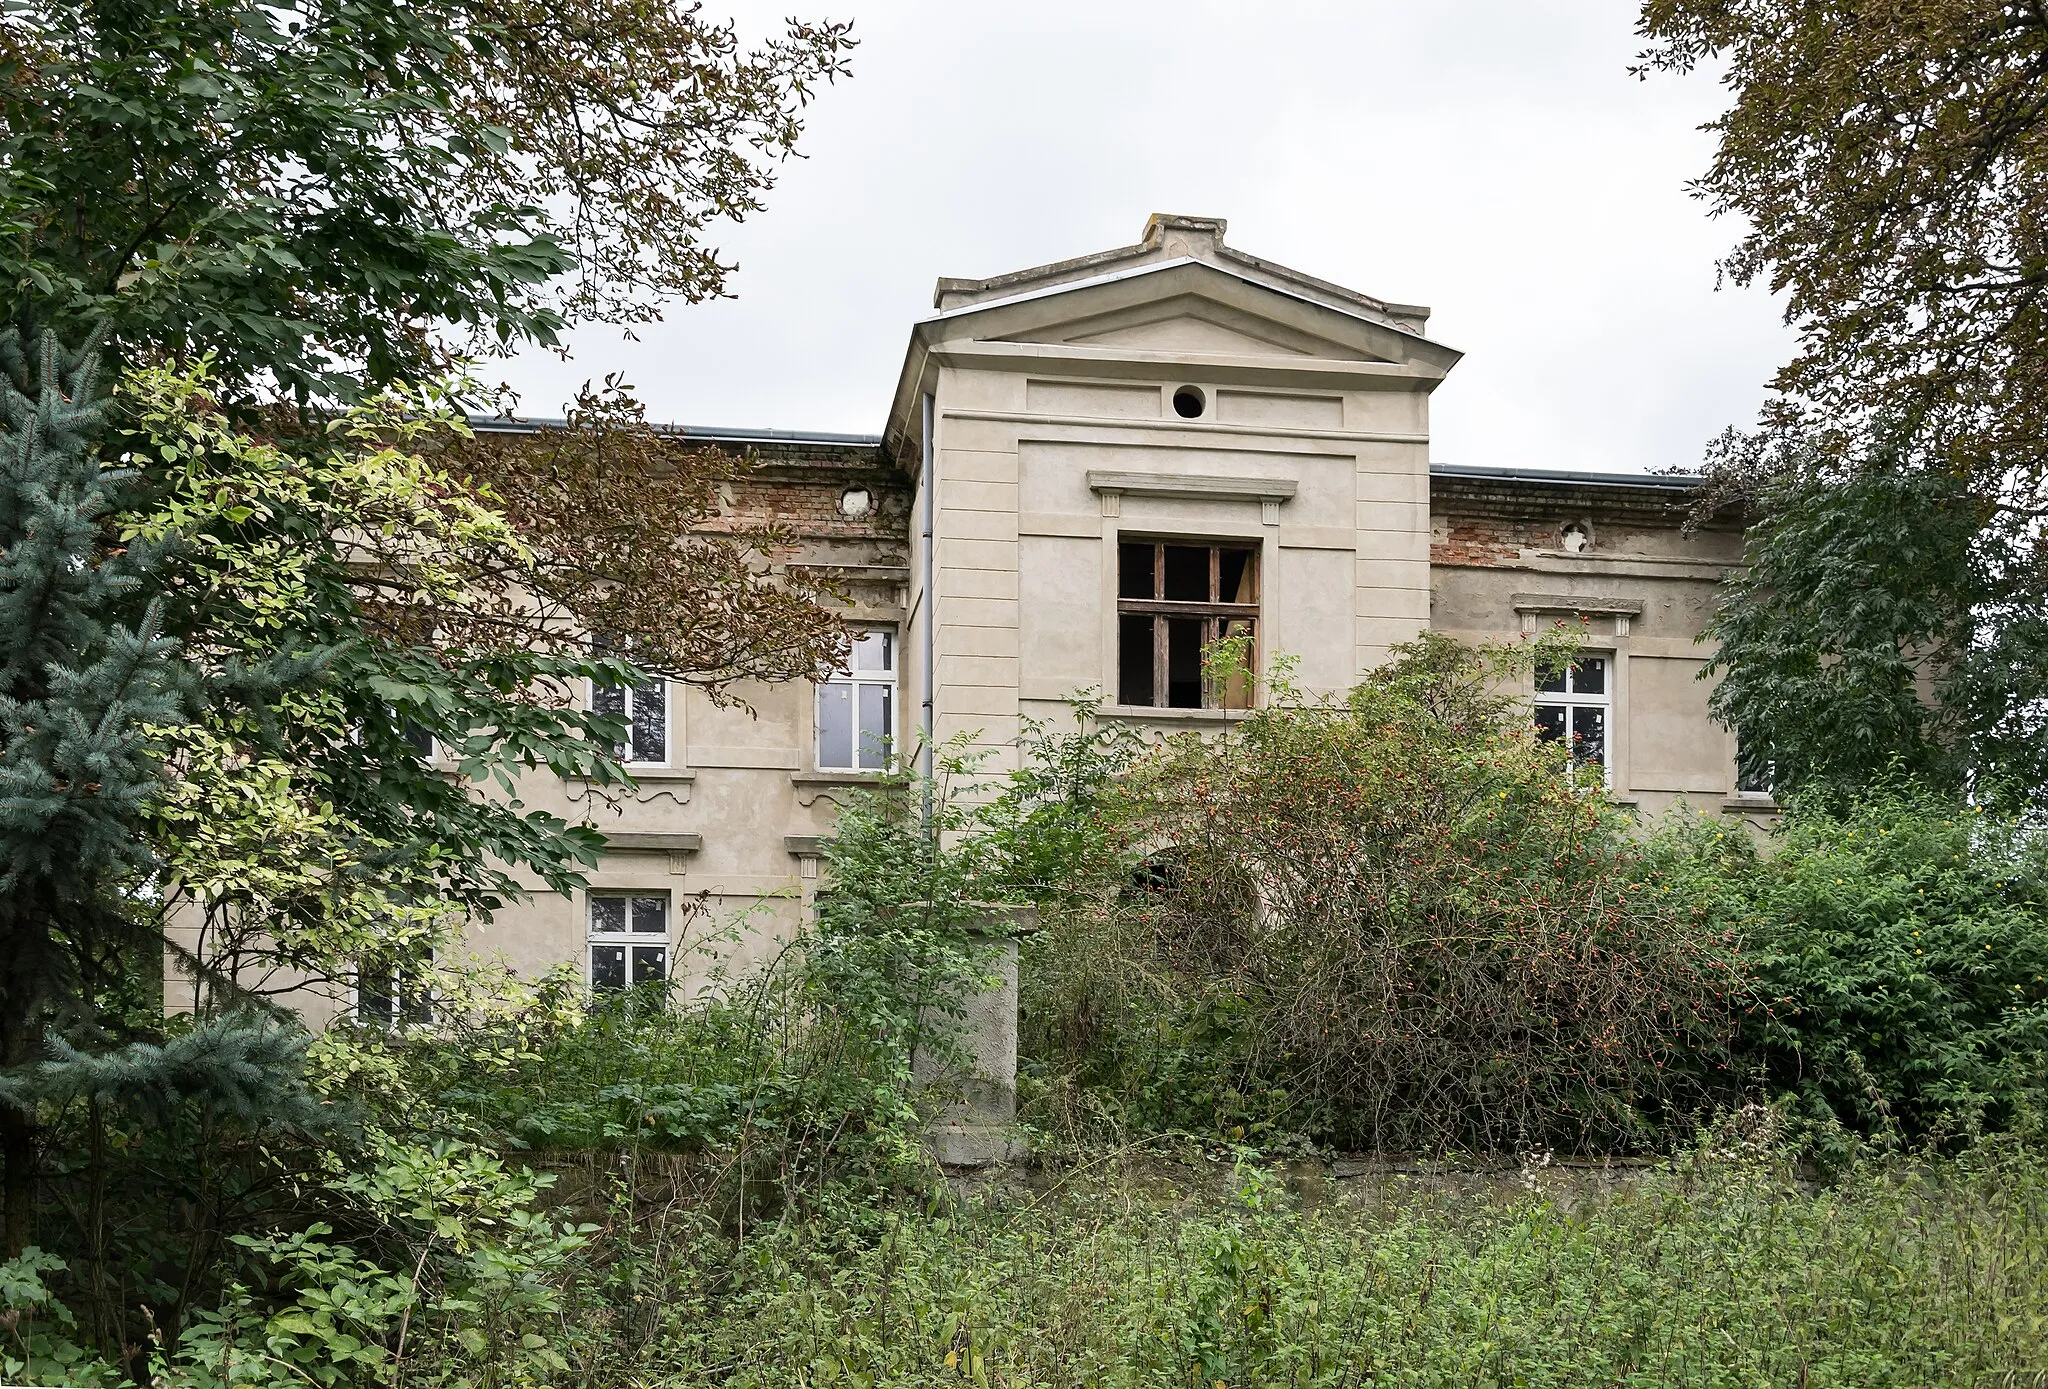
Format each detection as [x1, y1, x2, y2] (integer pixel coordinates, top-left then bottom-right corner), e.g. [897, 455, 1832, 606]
[1700, 440, 2015, 798]
[1700, 422, 2047, 805]
[508, 1134, 2048, 1388]
[121, 362, 636, 1007]
[0, 0, 853, 400]
[0, 327, 204, 1258]
[453, 389, 847, 687]
[1016, 636, 1747, 1155]
[1638, 0, 2048, 499]
[1658, 785, 2048, 1143]
[1638, 1, 2048, 803]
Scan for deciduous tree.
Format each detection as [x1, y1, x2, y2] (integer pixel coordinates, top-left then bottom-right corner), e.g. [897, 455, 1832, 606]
[0, 0, 853, 402]
[1639, 0, 2048, 801]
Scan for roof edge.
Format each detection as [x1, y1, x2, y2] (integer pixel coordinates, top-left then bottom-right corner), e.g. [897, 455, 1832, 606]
[467, 416, 884, 449]
[1429, 463, 1702, 491]
[932, 212, 1431, 335]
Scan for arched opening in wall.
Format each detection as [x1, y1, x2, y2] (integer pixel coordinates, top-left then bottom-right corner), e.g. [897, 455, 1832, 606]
[1172, 385, 1207, 419]
[1123, 846, 1259, 976]
[1125, 849, 1190, 902]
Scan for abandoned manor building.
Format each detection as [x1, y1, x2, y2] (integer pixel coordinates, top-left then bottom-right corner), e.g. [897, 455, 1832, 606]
[361, 214, 1773, 1012]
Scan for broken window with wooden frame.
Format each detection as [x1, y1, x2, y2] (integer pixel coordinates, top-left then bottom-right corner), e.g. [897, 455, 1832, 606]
[1116, 538, 1259, 710]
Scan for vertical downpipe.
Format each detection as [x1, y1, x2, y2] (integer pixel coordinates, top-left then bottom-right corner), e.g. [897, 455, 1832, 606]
[919, 391, 936, 825]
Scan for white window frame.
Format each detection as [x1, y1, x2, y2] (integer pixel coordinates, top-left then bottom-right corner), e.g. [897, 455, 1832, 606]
[589, 674, 669, 767]
[815, 628, 896, 772]
[585, 891, 670, 993]
[1534, 651, 1612, 785]
[355, 950, 433, 1029]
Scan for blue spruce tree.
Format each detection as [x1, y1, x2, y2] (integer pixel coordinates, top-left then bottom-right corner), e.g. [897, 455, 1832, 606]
[0, 326, 187, 1257]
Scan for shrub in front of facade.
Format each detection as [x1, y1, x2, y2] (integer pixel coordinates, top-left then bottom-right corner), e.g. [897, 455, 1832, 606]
[1657, 784, 2048, 1145]
[1018, 635, 1748, 1155]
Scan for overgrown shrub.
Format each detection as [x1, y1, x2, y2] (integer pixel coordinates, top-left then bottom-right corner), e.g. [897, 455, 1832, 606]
[1656, 784, 2048, 1142]
[1018, 636, 1747, 1154]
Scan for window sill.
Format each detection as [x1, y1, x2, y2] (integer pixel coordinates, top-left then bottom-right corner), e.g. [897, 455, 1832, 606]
[622, 766, 697, 783]
[1723, 793, 1782, 814]
[599, 832, 704, 853]
[1098, 705, 1254, 723]
[791, 770, 894, 806]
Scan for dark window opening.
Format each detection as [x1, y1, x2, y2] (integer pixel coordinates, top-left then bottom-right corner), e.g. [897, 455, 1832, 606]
[1118, 543, 1155, 599]
[399, 718, 434, 758]
[1115, 539, 1259, 710]
[1163, 545, 1209, 601]
[1172, 386, 1206, 418]
[1126, 850, 1189, 901]
[1118, 613, 1155, 706]
[1735, 739, 1775, 796]
[1166, 617, 1204, 707]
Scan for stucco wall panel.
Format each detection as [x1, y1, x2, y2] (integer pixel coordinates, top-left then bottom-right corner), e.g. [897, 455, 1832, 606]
[938, 510, 1020, 544]
[936, 596, 1021, 629]
[936, 448, 1021, 484]
[940, 479, 1021, 513]
[1024, 379, 1162, 418]
[1627, 654, 1732, 793]
[936, 654, 1021, 687]
[1275, 547, 1357, 690]
[1214, 390, 1344, 428]
[1018, 535, 1103, 690]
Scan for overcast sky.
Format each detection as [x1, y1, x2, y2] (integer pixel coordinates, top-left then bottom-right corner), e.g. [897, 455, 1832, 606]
[495, 1, 1793, 477]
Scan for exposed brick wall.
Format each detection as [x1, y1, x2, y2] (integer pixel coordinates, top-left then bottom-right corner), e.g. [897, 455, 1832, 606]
[1432, 514, 1527, 567]
[695, 440, 911, 565]
[1428, 475, 1741, 568]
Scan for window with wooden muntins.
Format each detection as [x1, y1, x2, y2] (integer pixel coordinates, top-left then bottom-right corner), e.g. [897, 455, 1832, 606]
[1116, 539, 1259, 709]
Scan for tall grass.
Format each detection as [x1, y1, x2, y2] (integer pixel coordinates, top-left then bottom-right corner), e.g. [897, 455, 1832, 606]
[570, 1135, 2048, 1388]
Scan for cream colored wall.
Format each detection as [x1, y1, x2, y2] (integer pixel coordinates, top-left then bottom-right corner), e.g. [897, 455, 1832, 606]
[455, 676, 838, 998]
[921, 361, 1437, 763]
[1430, 534, 1768, 824]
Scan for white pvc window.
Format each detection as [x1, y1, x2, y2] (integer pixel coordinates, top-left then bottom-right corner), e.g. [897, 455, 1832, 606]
[816, 629, 895, 772]
[587, 892, 669, 992]
[1534, 653, 1609, 777]
[356, 951, 432, 1028]
[590, 675, 667, 765]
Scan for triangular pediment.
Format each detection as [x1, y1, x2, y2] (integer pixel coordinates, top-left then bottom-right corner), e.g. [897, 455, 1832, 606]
[1067, 315, 1314, 357]
[1004, 289, 1375, 361]
[887, 217, 1463, 460]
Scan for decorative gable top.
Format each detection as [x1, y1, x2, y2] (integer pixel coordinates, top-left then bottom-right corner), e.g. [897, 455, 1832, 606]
[933, 214, 1431, 337]
[886, 214, 1460, 465]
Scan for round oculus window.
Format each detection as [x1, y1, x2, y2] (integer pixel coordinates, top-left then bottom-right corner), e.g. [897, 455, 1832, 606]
[838, 486, 873, 518]
[1172, 385, 1207, 419]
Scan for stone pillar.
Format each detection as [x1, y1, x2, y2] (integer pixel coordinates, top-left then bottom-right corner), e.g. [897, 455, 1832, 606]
[915, 904, 1037, 1167]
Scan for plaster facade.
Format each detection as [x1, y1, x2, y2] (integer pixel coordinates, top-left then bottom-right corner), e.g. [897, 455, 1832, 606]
[384, 216, 1770, 1002]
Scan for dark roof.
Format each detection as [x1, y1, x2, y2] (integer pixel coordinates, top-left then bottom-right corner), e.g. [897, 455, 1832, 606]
[1428, 463, 1700, 491]
[466, 416, 885, 448]
[467, 417, 1702, 491]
